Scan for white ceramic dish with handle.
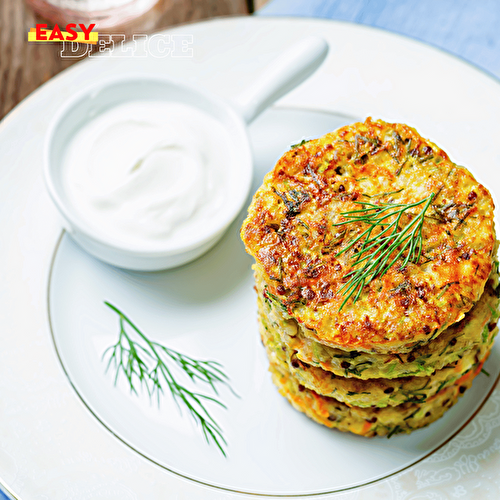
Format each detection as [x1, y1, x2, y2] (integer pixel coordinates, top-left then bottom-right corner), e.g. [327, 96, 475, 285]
[43, 36, 328, 271]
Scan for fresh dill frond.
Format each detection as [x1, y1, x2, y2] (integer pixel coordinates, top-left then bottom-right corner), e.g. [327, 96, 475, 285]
[333, 193, 435, 310]
[102, 302, 236, 456]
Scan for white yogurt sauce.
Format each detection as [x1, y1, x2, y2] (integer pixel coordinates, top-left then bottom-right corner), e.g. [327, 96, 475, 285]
[63, 101, 229, 249]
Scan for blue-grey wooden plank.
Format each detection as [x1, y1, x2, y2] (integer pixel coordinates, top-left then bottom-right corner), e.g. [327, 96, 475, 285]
[258, 0, 500, 79]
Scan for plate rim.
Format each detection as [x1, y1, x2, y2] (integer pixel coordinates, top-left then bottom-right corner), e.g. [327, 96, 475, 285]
[4, 14, 500, 130]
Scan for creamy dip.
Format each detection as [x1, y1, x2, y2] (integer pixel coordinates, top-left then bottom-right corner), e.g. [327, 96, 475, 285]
[62, 100, 229, 249]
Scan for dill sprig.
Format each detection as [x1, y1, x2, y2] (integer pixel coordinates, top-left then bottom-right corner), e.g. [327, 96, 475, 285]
[333, 193, 435, 310]
[102, 301, 235, 456]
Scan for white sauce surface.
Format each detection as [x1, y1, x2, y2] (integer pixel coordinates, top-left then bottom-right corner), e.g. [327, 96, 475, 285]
[63, 101, 229, 249]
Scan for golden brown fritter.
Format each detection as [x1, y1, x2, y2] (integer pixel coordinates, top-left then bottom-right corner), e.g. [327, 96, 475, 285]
[241, 118, 496, 353]
[269, 357, 483, 437]
[259, 296, 497, 407]
[258, 268, 499, 379]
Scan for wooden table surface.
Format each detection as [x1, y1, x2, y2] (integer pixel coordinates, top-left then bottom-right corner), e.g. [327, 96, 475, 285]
[0, 0, 251, 120]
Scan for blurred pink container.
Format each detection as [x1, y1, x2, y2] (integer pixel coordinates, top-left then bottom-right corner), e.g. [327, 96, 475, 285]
[26, 0, 159, 28]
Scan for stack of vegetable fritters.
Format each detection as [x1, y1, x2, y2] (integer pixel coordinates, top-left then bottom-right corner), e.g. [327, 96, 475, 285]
[241, 118, 498, 437]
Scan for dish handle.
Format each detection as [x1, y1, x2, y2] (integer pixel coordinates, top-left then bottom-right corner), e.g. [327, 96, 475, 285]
[230, 36, 329, 124]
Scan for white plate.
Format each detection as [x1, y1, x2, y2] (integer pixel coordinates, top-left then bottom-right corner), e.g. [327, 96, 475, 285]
[2, 16, 500, 500]
[48, 107, 500, 496]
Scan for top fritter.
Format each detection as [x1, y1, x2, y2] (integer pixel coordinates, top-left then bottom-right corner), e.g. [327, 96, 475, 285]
[241, 118, 496, 354]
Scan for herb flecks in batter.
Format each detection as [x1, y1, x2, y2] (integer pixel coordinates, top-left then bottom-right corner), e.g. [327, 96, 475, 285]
[333, 193, 435, 310]
[273, 188, 311, 217]
[361, 188, 404, 199]
[291, 139, 310, 149]
[102, 302, 236, 457]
